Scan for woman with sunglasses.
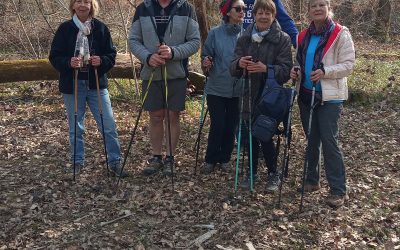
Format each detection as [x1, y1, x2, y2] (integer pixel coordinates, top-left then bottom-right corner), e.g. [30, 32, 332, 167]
[201, 0, 246, 174]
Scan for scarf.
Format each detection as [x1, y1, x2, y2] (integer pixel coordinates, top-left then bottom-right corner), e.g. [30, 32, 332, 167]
[251, 24, 270, 43]
[297, 17, 335, 74]
[73, 14, 92, 66]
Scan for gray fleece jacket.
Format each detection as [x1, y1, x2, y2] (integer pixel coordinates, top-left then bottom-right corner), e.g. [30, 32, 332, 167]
[129, 0, 200, 81]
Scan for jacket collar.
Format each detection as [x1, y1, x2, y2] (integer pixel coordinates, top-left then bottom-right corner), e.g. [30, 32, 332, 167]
[243, 20, 282, 44]
[298, 23, 343, 59]
[68, 18, 97, 30]
[223, 22, 243, 35]
[145, 0, 184, 8]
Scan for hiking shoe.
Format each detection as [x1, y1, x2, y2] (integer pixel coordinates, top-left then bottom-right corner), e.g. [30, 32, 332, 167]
[219, 162, 230, 172]
[265, 172, 281, 193]
[163, 157, 174, 177]
[143, 157, 163, 176]
[240, 174, 259, 189]
[297, 182, 321, 193]
[326, 193, 349, 208]
[202, 163, 215, 174]
[109, 162, 129, 178]
[71, 163, 84, 174]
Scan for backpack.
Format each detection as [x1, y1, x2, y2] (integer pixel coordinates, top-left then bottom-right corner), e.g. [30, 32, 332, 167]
[252, 66, 295, 142]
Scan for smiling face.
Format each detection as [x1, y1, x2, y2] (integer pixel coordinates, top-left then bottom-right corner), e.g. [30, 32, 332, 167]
[69, 0, 99, 21]
[226, 0, 245, 24]
[308, 0, 330, 24]
[252, 0, 276, 31]
[72, 0, 92, 21]
[254, 8, 274, 31]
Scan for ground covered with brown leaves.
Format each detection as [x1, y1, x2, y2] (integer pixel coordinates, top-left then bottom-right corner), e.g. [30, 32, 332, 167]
[1, 76, 399, 249]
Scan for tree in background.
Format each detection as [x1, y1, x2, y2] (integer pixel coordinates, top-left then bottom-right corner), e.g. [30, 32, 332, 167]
[375, 0, 392, 42]
[193, 0, 210, 48]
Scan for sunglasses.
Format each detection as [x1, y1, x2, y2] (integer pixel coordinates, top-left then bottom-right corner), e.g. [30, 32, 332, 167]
[232, 6, 245, 12]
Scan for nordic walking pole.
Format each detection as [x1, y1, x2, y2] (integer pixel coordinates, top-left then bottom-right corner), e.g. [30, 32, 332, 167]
[241, 129, 246, 176]
[248, 72, 254, 192]
[94, 65, 110, 177]
[278, 67, 298, 207]
[162, 64, 175, 189]
[194, 107, 208, 174]
[299, 75, 319, 212]
[73, 68, 79, 181]
[193, 74, 208, 174]
[194, 57, 212, 174]
[193, 86, 207, 152]
[117, 71, 155, 185]
[234, 75, 246, 194]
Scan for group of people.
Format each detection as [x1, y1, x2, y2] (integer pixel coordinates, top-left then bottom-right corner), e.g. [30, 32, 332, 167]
[49, 0, 355, 208]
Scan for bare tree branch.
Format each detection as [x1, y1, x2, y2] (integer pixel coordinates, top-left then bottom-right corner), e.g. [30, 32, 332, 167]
[10, 0, 38, 58]
[34, 0, 56, 35]
[55, 0, 69, 13]
[117, 0, 139, 99]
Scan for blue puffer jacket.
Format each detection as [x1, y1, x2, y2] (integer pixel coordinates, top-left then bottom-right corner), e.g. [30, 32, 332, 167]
[201, 23, 243, 98]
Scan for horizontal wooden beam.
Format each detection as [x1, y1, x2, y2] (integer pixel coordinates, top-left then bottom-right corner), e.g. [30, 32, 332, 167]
[0, 54, 206, 91]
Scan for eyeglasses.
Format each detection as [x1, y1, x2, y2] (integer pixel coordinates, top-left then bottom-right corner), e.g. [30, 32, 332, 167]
[232, 6, 245, 13]
[75, 0, 92, 5]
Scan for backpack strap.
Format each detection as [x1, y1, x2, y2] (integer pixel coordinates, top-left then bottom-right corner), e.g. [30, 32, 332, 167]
[267, 65, 275, 79]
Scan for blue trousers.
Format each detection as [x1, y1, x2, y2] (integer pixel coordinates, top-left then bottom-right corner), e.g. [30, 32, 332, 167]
[63, 80, 121, 165]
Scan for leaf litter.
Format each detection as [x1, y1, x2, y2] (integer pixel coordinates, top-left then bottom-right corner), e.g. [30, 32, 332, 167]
[0, 82, 399, 249]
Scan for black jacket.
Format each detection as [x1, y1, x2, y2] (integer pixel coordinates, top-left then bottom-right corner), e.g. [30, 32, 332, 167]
[230, 20, 292, 115]
[49, 18, 116, 94]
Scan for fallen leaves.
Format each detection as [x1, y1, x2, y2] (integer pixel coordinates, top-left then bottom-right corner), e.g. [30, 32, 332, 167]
[0, 81, 399, 249]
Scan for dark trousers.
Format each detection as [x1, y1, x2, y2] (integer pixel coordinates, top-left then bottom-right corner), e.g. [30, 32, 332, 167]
[240, 121, 276, 177]
[299, 100, 346, 195]
[250, 136, 276, 176]
[205, 95, 239, 164]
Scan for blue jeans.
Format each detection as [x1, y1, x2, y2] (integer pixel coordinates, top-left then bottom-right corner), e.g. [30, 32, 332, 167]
[299, 100, 346, 195]
[63, 80, 121, 165]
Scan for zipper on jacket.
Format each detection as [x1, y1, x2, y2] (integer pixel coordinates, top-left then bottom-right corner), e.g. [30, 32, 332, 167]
[169, 16, 173, 38]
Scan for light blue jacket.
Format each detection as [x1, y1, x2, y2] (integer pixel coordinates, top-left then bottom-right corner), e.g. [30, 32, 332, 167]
[201, 23, 243, 98]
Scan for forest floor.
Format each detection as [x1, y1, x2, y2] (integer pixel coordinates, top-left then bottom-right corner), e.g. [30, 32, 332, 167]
[1, 42, 399, 249]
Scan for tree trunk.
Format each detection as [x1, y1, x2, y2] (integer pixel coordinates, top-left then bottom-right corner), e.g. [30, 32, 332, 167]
[0, 54, 207, 92]
[193, 0, 209, 48]
[292, 0, 302, 23]
[375, 0, 391, 42]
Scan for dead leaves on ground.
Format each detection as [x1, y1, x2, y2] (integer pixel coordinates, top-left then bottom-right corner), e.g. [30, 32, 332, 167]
[0, 83, 399, 249]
